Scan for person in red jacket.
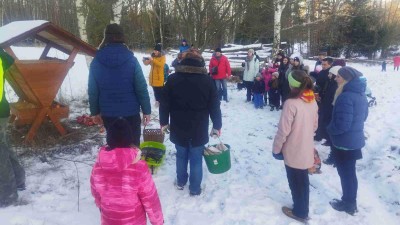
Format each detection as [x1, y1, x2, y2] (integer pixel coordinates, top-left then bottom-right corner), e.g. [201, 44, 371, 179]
[90, 118, 164, 225]
[209, 48, 232, 102]
[394, 54, 400, 71]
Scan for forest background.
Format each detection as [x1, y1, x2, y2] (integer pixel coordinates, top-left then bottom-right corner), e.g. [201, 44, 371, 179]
[1, 0, 400, 59]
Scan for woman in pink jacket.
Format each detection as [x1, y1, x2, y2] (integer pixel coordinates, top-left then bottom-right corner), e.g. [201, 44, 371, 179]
[90, 118, 164, 225]
[272, 70, 318, 223]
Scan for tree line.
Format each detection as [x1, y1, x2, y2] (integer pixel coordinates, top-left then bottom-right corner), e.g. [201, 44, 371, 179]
[1, 0, 399, 59]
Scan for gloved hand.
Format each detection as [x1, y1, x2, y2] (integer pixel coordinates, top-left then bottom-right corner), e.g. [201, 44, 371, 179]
[210, 128, 221, 138]
[272, 152, 284, 160]
[161, 124, 170, 134]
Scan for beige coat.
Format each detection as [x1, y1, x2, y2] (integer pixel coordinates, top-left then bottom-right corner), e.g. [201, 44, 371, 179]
[273, 98, 318, 169]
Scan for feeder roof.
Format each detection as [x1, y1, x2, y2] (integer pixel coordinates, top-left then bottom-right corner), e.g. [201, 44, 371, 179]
[0, 20, 96, 57]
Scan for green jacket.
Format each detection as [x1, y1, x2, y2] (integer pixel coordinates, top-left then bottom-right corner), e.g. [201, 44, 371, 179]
[0, 49, 14, 118]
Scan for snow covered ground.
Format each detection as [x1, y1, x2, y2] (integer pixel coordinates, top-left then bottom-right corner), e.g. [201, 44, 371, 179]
[0, 47, 399, 225]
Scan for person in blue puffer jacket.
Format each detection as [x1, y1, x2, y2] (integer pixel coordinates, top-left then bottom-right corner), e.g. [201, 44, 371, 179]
[327, 66, 368, 216]
[88, 23, 151, 147]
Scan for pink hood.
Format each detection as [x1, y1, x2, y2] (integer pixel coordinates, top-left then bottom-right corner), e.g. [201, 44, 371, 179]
[97, 147, 141, 172]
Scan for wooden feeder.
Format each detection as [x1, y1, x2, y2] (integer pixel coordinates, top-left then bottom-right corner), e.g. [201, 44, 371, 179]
[0, 20, 96, 142]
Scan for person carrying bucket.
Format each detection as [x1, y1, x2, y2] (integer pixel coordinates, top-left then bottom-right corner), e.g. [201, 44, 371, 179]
[159, 48, 222, 196]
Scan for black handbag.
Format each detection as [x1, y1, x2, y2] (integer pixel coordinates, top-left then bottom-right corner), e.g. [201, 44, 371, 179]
[211, 59, 221, 75]
[211, 66, 218, 75]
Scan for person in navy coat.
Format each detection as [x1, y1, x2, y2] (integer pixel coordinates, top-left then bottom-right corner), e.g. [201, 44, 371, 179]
[327, 66, 368, 215]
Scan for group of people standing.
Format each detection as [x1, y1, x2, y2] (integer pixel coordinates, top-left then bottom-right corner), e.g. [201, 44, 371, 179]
[88, 24, 222, 225]
[272, 50, 369, 223]
[0, 22, 371, 225]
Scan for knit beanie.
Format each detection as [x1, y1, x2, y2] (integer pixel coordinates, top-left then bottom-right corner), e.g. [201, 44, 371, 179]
[329, 66, 342, 76]
[154, 43, 162, 52]
[248, 49, 255, 55]
[338, 66, 363, 81]
[215, 47, 222, 53]
[272, 72, 279, 78]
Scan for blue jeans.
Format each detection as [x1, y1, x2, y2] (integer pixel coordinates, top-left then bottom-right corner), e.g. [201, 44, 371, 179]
[175, 144, 204, 194]
[214, 79, 228, 101]
[253, 93, 264, 108]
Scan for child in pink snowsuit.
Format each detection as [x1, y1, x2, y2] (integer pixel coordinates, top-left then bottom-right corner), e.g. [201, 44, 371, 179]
[262, 66, 277, 106]
[90, 118, 164, 225]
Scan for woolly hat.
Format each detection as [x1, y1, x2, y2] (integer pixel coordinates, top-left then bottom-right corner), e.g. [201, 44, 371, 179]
[107, 117, 134, 149]
[154, 43, 162, 52]
[329, 66, 342, 76]
[272, 72, 279, 78]
[180, 49, 206, 67]
[182, 39, 187, 43]
[215, 47, 222, 53]
[255, 73, 262, 78]
[100, 23, 125, 47]
[248, 49, 255, 54]
[104, 23, 124, 36]
[338, 66, 363, 81]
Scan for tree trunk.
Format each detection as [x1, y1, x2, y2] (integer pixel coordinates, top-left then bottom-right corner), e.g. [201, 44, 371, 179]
[75, 0, 88, 42]
[273, 0, 287, 57]
[112, 0, 124, 24]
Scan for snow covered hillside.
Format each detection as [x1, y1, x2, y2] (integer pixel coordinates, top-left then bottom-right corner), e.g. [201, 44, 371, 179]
[0, 47, 399, 225]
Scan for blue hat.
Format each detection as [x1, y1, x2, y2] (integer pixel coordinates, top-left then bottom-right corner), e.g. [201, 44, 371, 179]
[338, 66, 363, 81]
[182, 39, 187, 43]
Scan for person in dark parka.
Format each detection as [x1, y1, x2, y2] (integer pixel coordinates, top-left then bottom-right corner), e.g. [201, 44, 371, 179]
[0, 49, 26, 207]
[320, 66, 340, 164]
[88, 24, 151, 147]
[314, 57, 334, 141]
[278, 57, 290, 105]
[159, 49, 222, 196]
[327, 66, 368, 215]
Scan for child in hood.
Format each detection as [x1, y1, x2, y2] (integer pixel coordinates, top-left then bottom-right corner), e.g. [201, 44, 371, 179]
[252, 73, 265, 109]
[262, 65, 277, 106]
[268, 72, 281, 111]
[90, 118, 164, 225]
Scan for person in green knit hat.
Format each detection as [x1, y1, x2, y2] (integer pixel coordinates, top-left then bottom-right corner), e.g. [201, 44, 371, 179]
[0, 48, 26, 207]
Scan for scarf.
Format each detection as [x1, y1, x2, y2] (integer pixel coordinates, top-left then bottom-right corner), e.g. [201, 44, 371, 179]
[300, 89, 316, 103]
[245, 55, 254, 71]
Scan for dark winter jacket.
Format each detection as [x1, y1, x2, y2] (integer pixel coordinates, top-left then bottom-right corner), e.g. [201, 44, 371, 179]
[160, 58, 222, 148]
[0, 49, 13, 118]
[315, 68, 331, 99]
[268, 79, 280, 107]
[320, 76, 337, 118]
[209, 54, 231, 80]
[88, 43, 151, 117]
[327, 77, 368, 150]
[179, 45, 190, 53]
[278, 63, 290, 102]
[252, 79, 265, 94]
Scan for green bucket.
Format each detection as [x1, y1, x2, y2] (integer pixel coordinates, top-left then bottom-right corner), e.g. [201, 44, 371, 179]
[204, 144, 231, 174]
[139, 141, 166, 168]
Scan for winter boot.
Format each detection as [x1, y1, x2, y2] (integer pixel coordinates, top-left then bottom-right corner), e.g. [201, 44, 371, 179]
[329, 199, 358, 215]
[282, 206, 309, 223]
[323, 154, 335, 166]
[270, 106, 275, 111]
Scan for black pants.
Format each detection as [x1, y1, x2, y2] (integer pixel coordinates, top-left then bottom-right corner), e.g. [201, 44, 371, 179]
[243, 81, 254, 101]
[102, 114, 142, 147]
[335, 156, 358, 204]
[285, 165, 309, 219]
[153, 86, 164, 102]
